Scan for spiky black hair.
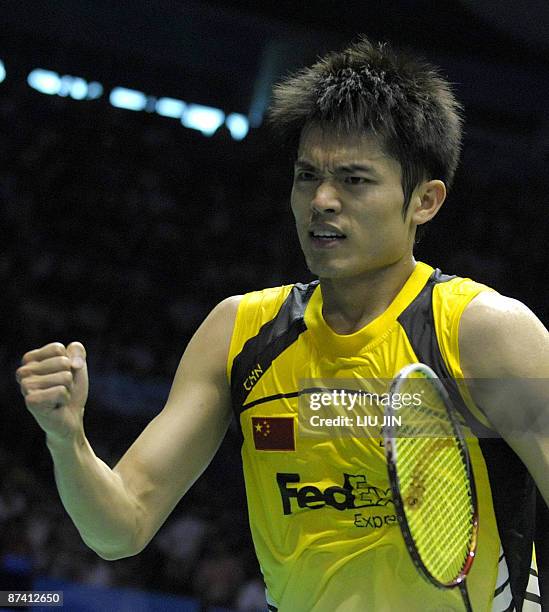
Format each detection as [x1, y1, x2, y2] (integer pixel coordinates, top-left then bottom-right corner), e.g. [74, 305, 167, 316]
[269, 36, 463, 215]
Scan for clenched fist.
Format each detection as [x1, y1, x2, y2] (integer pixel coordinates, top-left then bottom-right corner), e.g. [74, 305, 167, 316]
[15, 342, 89, 445]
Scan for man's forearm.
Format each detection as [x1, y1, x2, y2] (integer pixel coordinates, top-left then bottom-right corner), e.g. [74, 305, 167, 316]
[47, 431, 142, 560]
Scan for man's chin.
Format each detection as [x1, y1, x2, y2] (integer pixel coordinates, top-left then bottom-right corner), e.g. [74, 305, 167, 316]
[306, 259, 356, 280]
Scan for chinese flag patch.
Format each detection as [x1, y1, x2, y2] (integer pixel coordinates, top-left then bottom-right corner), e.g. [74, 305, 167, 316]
[252, 417, 295, 451]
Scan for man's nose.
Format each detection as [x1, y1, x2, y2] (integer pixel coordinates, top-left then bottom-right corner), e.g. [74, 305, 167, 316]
[311, 181, 341, 214]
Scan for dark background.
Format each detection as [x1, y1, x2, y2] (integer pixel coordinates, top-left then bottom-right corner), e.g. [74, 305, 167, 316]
[0, 1, 548, 610]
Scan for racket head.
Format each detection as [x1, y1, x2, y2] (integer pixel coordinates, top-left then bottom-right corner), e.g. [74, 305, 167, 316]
[384, 363, 478, 589]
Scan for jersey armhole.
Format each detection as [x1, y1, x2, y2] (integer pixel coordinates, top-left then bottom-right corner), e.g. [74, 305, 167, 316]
[435, 283, 495, 430]
[226, 285, 295, 385]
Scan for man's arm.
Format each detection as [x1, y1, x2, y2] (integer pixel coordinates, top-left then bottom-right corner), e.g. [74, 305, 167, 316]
[459, 291, 549, 507]
[15, 295, 241, 559]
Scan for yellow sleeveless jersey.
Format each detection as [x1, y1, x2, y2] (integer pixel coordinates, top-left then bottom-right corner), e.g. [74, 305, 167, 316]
[227, 262, 541, 612]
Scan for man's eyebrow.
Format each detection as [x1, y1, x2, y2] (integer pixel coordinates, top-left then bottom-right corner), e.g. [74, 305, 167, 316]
[336, 163, 380, 176]
[294, 159, 317, 170]
[294, 159, 380, 176]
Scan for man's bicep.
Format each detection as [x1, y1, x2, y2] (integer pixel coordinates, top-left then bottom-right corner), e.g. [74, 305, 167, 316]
[113, 296, 241, 550]
[459, 291, 549, 507]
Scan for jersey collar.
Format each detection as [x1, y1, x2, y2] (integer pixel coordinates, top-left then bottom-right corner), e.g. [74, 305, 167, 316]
[304, 261, 434, 356]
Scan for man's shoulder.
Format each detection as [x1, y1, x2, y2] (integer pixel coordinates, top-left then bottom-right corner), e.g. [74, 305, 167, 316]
[459, 291, 547, 376]
[426, 268, 498, 332]
[460, 291, 536, 338]
[231, 280, 319, 336]
[249, 279, 318, 294]
[241, 280, 318, 308]
[432, 267, 495, 298]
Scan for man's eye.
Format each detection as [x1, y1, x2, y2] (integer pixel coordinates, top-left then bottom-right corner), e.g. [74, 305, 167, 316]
[344, 176, 368, 185]
[295, 171, 317, 181]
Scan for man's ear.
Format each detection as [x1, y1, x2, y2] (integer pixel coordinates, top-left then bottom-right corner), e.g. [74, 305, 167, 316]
[410, 180, 447, 225]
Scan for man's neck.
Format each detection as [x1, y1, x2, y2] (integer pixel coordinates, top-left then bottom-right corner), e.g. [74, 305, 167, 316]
[319, 256, 416, 334]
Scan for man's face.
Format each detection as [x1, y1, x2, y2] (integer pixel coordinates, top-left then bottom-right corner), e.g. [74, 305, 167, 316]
[291, 125, 416, 279]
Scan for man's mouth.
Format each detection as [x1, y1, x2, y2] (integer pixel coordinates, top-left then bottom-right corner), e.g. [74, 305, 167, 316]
[309, 230, 346, 243]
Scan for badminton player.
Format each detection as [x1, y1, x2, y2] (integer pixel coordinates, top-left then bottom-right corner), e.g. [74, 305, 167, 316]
[16, 37, 547, 611]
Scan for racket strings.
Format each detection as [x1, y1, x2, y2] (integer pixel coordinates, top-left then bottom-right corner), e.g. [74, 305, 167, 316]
[409, 450, 473, 580]
[393, 376, 475, 585]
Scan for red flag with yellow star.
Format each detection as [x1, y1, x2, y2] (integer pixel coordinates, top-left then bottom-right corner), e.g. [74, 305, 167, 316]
[251, 416, 295, 451]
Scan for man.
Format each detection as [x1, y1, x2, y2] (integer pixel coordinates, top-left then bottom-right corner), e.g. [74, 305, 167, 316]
[16, 37, 548, 611]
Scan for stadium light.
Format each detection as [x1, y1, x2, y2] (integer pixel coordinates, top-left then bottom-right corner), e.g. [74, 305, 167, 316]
[109, 87, 147, 111]
[181, 103, 225, 136]
[27, 68, 104, 100]
[27, 69, 62, 95]
[67, 77, 88, 100]
[226, 113, 249, 141]
[25, 67, 249, 140]
[155, 97, 186, 119]
[86, 82, 104, 100]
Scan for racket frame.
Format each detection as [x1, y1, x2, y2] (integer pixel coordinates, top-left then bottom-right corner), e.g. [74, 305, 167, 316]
[384, 363, 479, 590]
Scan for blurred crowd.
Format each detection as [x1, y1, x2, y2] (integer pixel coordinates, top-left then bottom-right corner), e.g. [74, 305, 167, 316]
[0, 445, 266, 610]
[0, 57, 547, 610]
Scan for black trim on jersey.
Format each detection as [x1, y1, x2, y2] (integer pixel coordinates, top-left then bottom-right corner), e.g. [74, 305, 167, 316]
[397, 268, 493, 438]
[479, 439, 537, 609]
[242, 391, 300, 411]
[241, 384, 397, 413]
[398, 269, 542, 610]
[536, 488, 549, 607]
[230, 281, 318, 424]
